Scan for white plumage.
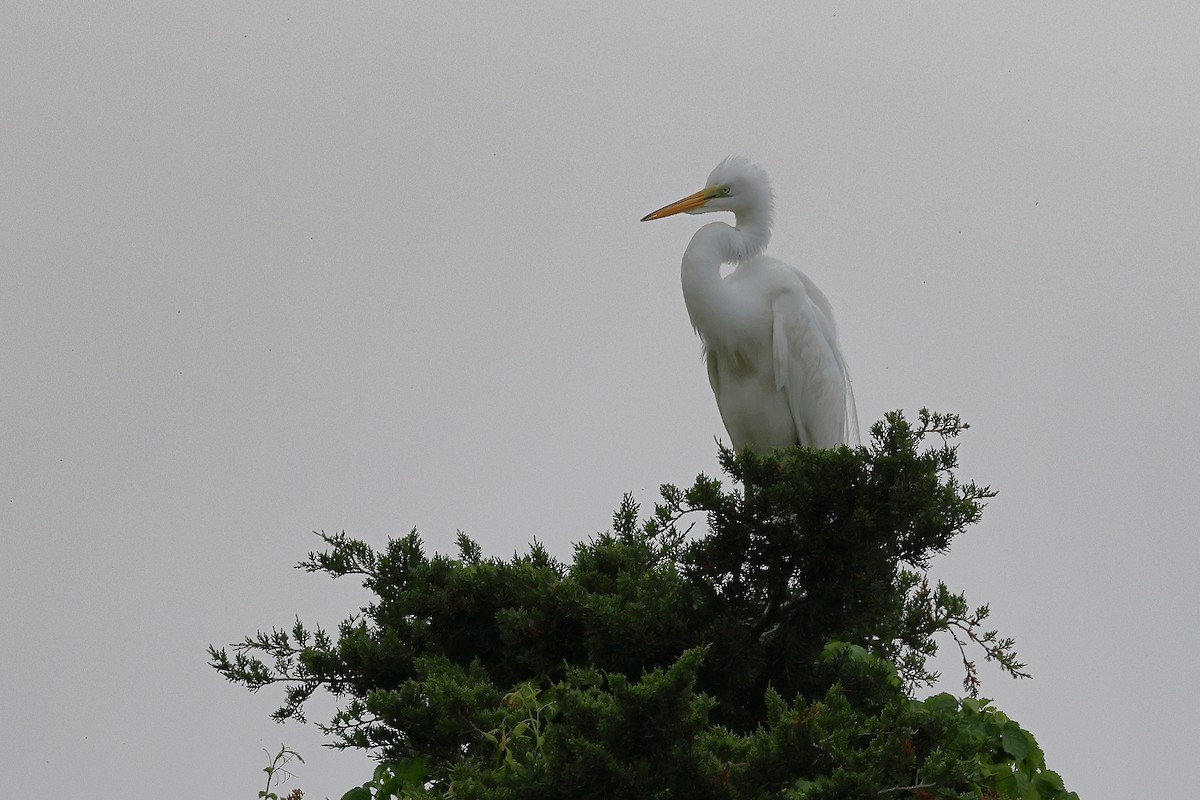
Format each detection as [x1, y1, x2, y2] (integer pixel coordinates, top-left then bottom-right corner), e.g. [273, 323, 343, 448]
[642, 156, 857, 451]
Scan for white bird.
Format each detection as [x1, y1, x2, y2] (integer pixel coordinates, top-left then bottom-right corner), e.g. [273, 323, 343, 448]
[641, 156, 857, 451]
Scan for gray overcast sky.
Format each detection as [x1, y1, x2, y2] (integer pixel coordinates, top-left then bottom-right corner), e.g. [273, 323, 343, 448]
[3, 3, 1198, 797]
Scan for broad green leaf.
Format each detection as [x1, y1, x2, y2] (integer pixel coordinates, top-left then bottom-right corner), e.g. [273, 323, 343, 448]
[392, 757, 429, 786]
[1034, 769, 1065, 791]
[921, 693, 959, 713]
[341, 788, 372, 800]
[1001, 727, 1032, 761]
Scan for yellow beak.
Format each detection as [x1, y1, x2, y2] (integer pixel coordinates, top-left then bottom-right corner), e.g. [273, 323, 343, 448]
[641, 188, 717, 222]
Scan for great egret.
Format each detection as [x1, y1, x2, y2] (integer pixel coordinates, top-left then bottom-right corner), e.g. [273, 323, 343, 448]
[641, 156, 857, 451]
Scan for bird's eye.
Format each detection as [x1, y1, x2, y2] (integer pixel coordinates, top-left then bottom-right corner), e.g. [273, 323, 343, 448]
[721, 186, 731, 195]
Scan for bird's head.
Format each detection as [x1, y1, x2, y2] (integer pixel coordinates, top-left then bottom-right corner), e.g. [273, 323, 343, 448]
[641, 155, 775, 223]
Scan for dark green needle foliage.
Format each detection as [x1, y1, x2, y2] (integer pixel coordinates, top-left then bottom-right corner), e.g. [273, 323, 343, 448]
[211, 410, 1076, 799]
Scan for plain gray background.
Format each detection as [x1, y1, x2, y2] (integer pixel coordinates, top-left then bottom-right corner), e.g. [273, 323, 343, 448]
[4, 3, 1197, 797]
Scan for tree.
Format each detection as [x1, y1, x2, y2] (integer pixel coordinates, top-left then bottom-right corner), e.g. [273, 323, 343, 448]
[211, 411, 1077, 799]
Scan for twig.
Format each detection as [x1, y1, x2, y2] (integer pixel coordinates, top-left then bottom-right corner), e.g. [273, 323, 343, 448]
[877, 781, 934, 795]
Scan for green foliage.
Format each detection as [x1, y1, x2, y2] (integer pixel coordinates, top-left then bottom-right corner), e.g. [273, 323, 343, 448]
[213, 410, 1073, 799]
[341, 758, 432, 800]
[258, 744, 303, 800]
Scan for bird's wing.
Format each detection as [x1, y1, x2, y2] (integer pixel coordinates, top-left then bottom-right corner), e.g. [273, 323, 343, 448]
[771, 283, 857, 448]
[705, 345, 721, 401]
[794, 271, 858, 444]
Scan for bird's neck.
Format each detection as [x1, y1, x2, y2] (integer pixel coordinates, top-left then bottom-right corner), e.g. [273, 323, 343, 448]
[690, 213, 770, 262]
[681, 219, 771, 338]
[682, 218, 771, 277]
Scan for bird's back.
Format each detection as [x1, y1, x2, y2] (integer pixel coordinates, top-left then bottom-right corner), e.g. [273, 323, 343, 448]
[708, 256, 856, 449]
